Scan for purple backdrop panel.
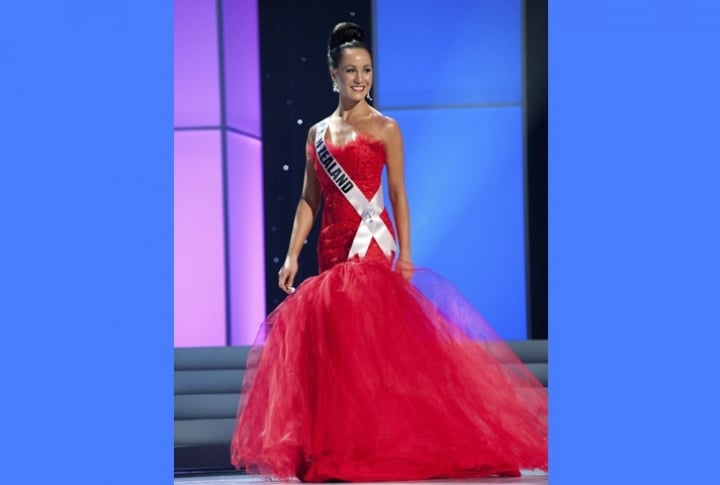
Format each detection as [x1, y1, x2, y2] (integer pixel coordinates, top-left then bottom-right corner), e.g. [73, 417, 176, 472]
[222, 0, 261, 137]
[174, 130, 226, 347]
[227, 131, 265, 345]
[174, 0, 220, 127]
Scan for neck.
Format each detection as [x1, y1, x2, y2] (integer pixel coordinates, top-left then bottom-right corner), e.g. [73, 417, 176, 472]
[336, 98, 370, 121]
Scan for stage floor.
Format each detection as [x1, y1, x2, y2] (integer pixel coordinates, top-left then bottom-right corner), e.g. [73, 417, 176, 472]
[175, 473, 549, 484]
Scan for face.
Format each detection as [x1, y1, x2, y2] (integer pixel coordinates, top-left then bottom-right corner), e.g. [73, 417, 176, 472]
[332, 48, 373, 102]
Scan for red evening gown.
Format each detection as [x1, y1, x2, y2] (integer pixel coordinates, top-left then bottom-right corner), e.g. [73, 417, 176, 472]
[230, 133, 548, 482]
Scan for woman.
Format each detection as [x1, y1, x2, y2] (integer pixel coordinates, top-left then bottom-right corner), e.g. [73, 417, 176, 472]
[231, 22, 548, 482]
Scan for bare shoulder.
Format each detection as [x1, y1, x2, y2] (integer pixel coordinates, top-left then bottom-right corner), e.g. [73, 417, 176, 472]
[370, 112, 402, 145]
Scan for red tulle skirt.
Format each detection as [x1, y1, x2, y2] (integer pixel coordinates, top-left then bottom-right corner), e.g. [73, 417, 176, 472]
[231, 259, 547, 482]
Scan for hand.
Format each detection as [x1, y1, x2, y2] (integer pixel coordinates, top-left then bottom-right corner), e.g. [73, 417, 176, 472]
[278, 257, 299, 294]
[395, 257, 414, 281]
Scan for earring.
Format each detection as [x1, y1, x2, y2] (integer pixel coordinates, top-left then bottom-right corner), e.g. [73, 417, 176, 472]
[332, 81, 338, 93]
[366, 92, 373, 102]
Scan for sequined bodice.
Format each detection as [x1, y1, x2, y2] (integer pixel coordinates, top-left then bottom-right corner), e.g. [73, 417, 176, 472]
[308, 134, 396, 272]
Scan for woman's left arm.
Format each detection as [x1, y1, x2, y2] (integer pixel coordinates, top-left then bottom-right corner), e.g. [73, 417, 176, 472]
[383, 118, 413, 278]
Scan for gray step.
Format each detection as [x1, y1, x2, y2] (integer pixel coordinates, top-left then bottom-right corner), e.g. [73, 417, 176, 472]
[175, 346, 251, 370]
[506, 340, 548, 363]
[175, 418, 236, 446]
[175, 369, 245, 394]
[175, 393, 240, 420]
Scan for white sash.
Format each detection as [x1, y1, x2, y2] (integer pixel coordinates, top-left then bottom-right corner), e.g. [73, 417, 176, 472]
[314, 121, 396, 259]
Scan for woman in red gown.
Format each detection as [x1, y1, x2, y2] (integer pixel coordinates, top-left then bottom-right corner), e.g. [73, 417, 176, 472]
[230, 22, 548, 482]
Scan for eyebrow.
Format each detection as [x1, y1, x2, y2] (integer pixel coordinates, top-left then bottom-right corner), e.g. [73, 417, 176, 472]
[343, 64, 372, 68]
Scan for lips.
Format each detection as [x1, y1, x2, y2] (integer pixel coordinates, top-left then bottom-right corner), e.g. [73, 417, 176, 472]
[351, 86, 365, 92]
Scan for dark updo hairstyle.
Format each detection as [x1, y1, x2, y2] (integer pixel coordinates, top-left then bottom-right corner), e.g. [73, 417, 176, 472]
[327, 22, 371, 69]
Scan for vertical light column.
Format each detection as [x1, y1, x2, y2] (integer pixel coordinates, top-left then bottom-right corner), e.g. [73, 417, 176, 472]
[174, 0, 266, 346]
[226, 133, 265, 344]
[174, 131, 226, 346]
[223, 0, 266, 345]
[174, 0, 225, 346]
[222, 0, 261, 137]
[174, 0, 220, 127]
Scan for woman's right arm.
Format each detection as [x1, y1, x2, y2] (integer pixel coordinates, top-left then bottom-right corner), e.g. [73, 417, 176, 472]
[278, 126, 322, 294]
